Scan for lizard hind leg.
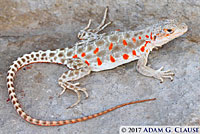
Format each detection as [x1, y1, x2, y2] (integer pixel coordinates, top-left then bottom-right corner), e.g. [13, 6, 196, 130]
[94, 6, 112, 33]
[77, 7, 111, 43]
[58, 59, 91, 108]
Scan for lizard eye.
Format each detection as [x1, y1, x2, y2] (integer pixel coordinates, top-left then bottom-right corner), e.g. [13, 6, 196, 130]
[167, 29, 172, 32]
[163, 28, 174, 34]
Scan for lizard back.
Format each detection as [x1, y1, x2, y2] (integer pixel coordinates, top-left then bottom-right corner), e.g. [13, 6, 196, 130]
[74, 29, 153, 71]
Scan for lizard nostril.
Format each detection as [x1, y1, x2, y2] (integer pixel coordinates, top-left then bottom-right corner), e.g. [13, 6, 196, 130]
[181, 23, 188, 31]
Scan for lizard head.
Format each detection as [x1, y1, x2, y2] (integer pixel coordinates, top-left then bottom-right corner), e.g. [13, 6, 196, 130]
[151, 19, 188, 47]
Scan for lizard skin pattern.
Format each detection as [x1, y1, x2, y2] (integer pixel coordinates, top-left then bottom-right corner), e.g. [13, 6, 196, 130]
[7, 7, 188, 126]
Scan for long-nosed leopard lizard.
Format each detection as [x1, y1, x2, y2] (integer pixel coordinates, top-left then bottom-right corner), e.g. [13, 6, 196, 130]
[6, 7, 188, 126]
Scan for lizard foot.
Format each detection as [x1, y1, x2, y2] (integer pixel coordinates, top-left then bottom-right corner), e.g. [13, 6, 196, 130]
[154, 66, 175, 83]
[58, 82, 88, 108]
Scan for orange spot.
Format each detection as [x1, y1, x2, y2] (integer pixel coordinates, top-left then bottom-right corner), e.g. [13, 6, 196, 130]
[115, 29, 120, 31]
[97, 57, 102, 66]
[93, 48, 99, 54]
[144, 41, 151, 47]
[146, 49, 148, 53]
[81, 53, 86, 57]
[109, 43, 113, 50]
[140, 46, 145, 52]
[165, 34, 170, 36]
[123, 40, 127, 46]
[150, 32, 153, 40]
[132, 50, 136, 56]
[123, 54, 129, 60]
[85, 60, 90, 66]
[146, 35, 149, 38]
[139, 36, 141, 40]
[132, 37, 136, 43]
[144, 43, 147, 47]
[163, 29, 167, 32]
[110, 55, 115, 62]
[73, 55, 77, 58]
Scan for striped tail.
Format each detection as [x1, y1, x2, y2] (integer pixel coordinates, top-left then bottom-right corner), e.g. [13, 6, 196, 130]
[7, 49, 156, 126]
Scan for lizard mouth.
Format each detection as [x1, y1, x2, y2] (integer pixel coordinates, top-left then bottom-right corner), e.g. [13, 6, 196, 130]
[170, 23, 188, 38]
[167, 29, 188, 40]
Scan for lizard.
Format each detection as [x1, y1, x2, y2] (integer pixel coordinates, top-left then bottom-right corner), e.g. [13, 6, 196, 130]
[6, 7, 188, 126]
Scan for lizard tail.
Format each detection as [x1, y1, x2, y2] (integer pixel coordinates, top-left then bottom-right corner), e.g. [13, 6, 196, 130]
[7, 49, 156, 126]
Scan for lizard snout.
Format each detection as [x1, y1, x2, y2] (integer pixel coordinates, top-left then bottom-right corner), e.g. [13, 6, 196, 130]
[180, 23, 188, 32]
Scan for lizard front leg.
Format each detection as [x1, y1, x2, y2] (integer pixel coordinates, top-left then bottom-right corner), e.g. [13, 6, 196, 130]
[136, 55, 174, 83]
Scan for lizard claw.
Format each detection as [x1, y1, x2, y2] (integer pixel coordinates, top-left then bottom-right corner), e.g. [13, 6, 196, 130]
[158, 66, 164, 71]
[74, 82, 80, 86]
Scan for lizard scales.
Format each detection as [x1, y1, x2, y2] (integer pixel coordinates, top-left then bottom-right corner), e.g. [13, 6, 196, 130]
[7, 7, 188, 126]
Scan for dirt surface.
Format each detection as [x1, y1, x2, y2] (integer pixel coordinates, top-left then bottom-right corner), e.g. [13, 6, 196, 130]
[0, 0, 199, 134]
